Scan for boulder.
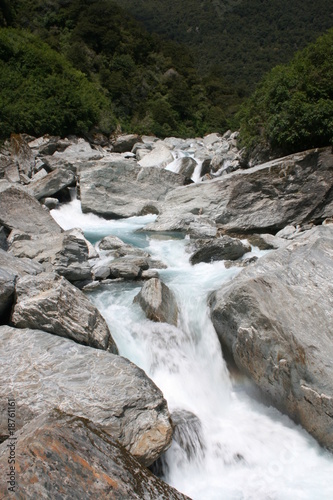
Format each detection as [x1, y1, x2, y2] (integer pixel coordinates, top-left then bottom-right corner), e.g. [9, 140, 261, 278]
[79, 159, 184, 218]
[0, 248, 44, 277]
[134, 278, 178, 326]
[9, 229, 92, 282]
[209, 225, 333, 451]
[0, 326, 172, 465]
[42, 197, 59, 210]
[138, 143, 174, 168]
[0, 410, 188, 499]
[0, 183, 62, 235]
[109, 258, 144, 280]
[53, 138, 103, 162]
[146, 148, 333, 234]
[111, 133, 143, 153]
[99, 234, 126, 250]
[11, 272, 117, 352]
[190, 236, 251, 265]
[27, 167, 75, 200]
[10, 134, 35, 179]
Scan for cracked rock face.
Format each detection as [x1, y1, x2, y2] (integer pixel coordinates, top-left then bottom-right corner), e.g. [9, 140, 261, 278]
[11, 272, 116, 352]
[0, 326, 173, 466]
[209, 225, 333, 450]
[0, 411, 188, 500]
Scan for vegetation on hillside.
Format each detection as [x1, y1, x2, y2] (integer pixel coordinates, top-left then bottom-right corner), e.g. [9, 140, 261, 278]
[238, 28, 333, 156]
[0, 28, 112, 140]
[112, 0, 333, 92]
[0, 0, 236, 140]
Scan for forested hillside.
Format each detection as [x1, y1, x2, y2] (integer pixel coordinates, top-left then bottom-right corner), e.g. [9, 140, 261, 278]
[238, 28, 333, 157]
[112, 0, 333, 91]
[0, 0, 237, 139]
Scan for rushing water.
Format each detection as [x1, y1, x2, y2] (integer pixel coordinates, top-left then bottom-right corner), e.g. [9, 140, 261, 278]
[52, 200, 333, 500]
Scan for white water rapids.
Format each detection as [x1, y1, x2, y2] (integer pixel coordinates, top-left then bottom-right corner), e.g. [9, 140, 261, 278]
[52, 199, 333, 500]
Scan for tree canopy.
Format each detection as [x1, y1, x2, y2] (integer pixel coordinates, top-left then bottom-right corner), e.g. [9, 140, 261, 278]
[238, 28, 333, 157]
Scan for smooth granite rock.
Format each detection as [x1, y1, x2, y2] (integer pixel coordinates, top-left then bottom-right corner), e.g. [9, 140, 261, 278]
[27, 167, 75, 200]
[79, 159, 184, 218]
[145, 148, 333, 234]
[0, 326, 172, 465]
[0, 184, 62, 235]
[209, 225, 333, 451]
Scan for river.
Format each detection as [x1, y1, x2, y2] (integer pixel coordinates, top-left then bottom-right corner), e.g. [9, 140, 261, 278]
[52, 198, 333, 500]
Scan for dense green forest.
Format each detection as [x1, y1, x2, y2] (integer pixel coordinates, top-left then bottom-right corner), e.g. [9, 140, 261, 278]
[113, 0, 333, 91]
[0, 0, 332, 152]
[0, 0, 237, 140]
[238, 28, 333, 156]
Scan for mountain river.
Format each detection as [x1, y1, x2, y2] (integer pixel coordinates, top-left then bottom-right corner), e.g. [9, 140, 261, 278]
[51, 198, 333, 500]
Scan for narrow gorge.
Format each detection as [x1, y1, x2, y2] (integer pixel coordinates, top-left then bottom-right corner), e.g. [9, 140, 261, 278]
[1, 132, 333, 499]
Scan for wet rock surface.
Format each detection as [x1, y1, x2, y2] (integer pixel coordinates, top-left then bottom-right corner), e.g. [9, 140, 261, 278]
[190, 236, 251, 264]
[134, 278, 178, 326]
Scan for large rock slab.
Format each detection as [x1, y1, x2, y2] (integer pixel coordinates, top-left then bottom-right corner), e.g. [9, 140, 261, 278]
[11, 272, 117, 352]
[0, 184, 62, 234]
[138, 143, 174, 168]
[0, 326, 172, 465]
[27, 167, 75, 200]
[134, 278, 178, 326]
[79, 159, 185, 218]
[0, 410, 188, 499]
[146, 148, 333, 234]
[0, 248, 44, 277]
[190, 236, 251, 264]
[9, 229, 92, 282]
[209, 225, 333, 450]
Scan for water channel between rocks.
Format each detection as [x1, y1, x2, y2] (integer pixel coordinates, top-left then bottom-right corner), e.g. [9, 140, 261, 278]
[51, 198, 333, 500]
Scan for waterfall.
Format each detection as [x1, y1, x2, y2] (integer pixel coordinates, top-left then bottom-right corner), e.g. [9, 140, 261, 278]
[51, 200, 333, 500]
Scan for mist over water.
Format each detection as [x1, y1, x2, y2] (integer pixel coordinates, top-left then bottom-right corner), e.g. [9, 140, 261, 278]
[52, 199, 333, 500]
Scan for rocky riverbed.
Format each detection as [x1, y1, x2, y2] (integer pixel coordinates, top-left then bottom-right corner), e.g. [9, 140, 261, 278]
[0, 132, 333, 498]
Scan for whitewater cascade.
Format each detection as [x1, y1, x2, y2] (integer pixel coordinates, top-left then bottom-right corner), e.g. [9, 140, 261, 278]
[52, 199, 333, 500]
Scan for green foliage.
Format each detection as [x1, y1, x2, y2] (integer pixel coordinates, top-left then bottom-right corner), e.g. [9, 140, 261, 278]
[238, 28, 333, 155]
[110, 0, 333, 93]
[1, 0, 237, 138]
[0, 28, 113, 140]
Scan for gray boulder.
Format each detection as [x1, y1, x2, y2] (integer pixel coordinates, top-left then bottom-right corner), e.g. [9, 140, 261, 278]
[99, 234, 126, 250]
[0, 325, 172, 465]
[138, 143, 174, 168]
[79, 159, 184, 218]
[0, 248, 44, 277]
[9, 229, 92, 282]
[0, 183, 62, 235]
[190, 236, 251, 265]
[146, 148, 333, 234]
[134, 278, 178, 326]
[109, 257, 147, 280]
[111, 133, 143, 153]
[209, 225, 333, 451]
[11, 272, 117, 352]
[27, 167, 75, 200]
[0, 410, 188, 500]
